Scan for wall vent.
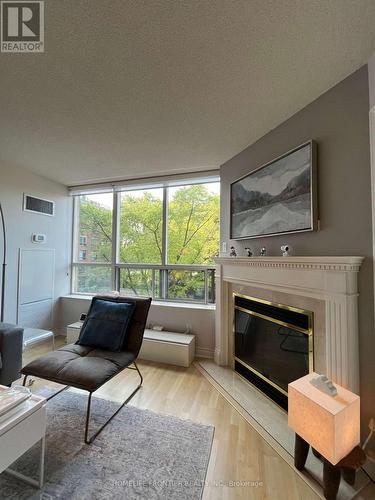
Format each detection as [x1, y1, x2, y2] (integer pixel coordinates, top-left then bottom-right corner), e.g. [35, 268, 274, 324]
[23, 194, 55, 216]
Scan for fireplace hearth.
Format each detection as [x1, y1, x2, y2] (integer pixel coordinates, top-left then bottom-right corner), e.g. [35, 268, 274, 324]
[234, 293, 313, 410]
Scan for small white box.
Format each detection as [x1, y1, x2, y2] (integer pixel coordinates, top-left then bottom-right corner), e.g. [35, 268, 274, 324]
[66, 322, 82, 344]
[139, 329, 195, 367]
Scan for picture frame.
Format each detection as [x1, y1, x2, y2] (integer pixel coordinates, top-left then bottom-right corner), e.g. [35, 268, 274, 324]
[230, 140, 318, 240]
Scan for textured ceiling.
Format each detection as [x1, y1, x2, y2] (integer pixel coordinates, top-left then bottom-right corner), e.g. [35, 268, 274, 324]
[1, 0, 375, 186]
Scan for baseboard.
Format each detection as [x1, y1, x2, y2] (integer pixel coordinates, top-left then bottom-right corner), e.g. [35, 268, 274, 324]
[195, 346, 214, 359]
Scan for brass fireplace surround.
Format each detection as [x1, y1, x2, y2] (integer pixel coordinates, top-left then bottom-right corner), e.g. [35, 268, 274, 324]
[233, 292, 314, 398]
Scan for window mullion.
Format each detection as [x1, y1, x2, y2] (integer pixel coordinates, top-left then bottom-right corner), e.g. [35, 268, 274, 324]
[161, 187, 168, 298]
[71, 196, 80, 264]
[162, 187, 168, 266]
[70, 196, 80, 293]
[111, 191, 120, 290]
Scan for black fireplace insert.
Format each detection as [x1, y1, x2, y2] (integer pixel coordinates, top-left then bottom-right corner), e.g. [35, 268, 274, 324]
[233, 294, 313, 411]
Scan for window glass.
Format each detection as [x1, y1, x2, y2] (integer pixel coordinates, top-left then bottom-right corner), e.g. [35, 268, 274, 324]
[73, 265, 112, 294]
[119, 268, 156, 297]
[119, 189, 163, 264]
[167, 270, 205, 302]
[167, 183, 220, 265]
[77, 193, 113, 263]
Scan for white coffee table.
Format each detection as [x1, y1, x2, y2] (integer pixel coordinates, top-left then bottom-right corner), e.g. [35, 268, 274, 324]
[0, 390, 47, 488]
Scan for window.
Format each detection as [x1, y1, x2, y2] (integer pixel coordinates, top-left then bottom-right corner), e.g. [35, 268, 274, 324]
[79, 250, 87, 261]
[72, 179, 219, 303]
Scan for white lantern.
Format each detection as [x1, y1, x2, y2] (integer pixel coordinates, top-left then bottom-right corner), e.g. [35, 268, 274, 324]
[288, 373, 360, 465]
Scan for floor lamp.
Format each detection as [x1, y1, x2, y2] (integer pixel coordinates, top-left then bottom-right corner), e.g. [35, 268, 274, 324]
[0, 202, 6, 322]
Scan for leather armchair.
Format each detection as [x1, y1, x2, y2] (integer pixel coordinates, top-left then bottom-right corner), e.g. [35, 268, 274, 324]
[0, 323, 23, 386]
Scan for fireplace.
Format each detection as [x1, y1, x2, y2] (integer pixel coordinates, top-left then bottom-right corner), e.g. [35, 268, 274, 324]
[233, 293, 313, 410]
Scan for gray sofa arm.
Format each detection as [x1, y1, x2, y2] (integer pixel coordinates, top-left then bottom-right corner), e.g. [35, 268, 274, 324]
[0, 323, 24, 386]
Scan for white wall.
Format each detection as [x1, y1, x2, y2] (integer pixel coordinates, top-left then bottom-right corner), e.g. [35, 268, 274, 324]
[59, 295, 215, 358]
[0, 163, 71, 328]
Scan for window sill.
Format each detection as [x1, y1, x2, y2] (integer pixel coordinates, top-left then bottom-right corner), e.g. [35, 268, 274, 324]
[61, 294, 216, 311]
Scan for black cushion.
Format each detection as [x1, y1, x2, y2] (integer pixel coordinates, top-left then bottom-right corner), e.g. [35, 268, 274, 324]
[21, 344, 135, 392]
[78, 298, 135, 352]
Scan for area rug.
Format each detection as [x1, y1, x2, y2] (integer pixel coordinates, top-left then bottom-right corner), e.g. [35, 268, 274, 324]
[0, 391, 214, 500]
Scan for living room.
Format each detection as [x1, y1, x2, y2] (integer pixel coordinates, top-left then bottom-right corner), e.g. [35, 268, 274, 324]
[0, 2, 375, 499]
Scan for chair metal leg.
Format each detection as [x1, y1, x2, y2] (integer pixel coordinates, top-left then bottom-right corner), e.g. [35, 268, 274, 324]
[84, 361, 143, 444]
[22, 375, 35, 388]
[133, 360, 143, 385]
[22, 374, 69, 399]
[46, 385, 69, 401]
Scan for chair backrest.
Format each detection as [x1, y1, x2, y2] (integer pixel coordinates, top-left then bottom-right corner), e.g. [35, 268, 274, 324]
[93, 295, 152, 356]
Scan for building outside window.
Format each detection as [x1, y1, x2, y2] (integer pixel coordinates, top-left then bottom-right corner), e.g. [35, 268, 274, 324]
[79, 235, 87, 245]
[71, 177, 220, 304]
[79, 250, 87, 261]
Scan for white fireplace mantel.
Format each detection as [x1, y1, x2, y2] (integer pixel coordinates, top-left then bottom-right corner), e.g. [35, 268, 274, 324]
[214, 256, 364, 393]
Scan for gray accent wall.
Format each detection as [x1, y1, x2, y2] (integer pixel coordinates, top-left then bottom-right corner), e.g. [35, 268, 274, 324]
[369, 53, 375, 109]
[220, 66, 375, 457]
[0, 164, 72, 330]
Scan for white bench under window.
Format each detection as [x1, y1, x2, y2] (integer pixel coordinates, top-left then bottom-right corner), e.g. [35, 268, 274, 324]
[66, 323, 195, 367]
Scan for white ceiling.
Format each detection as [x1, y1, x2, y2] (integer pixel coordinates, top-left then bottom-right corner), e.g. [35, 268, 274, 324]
[1, 0, 375, 186]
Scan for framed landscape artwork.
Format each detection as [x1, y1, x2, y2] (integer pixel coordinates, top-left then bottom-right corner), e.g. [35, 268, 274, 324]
[230, 141, 317, 240]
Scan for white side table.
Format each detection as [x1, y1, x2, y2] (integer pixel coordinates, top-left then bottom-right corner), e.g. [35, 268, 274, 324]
[0, 391, 47, 488]
[23, 328, 55, 350]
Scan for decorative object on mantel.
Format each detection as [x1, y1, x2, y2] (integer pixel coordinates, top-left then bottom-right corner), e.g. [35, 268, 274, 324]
[229, 246, 237, 257]
[281, 244, 291, 257]
[260, 247, 266, 256]
[230, 140, 318, 240]
[288, 373, 362, 500]
[244, 247, 252, 257]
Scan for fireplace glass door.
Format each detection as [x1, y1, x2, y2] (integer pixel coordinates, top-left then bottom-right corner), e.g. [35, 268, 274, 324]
[234, 294, 313, 410]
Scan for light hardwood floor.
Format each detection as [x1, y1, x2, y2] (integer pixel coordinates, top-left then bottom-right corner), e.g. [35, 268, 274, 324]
[20, 339, 323, 500]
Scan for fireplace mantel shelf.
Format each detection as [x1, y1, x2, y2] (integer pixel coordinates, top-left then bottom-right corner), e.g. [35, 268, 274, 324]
[215, 256, 364, 272]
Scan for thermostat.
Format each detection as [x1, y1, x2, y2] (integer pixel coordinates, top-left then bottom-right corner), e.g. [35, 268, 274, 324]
[31, 233, 46, 243]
